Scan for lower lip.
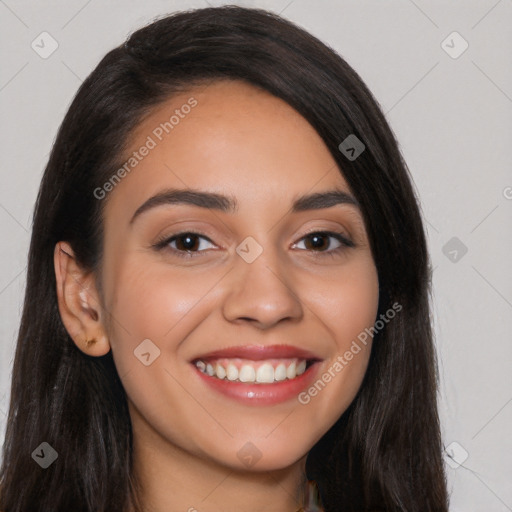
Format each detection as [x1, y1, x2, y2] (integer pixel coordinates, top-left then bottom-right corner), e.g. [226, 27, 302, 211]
[193, 362, 321, 405]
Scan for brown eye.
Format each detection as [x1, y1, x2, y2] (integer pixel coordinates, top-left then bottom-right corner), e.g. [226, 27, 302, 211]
[174, 234, 201, 251]
[303, 233, 332, 251]
[293, 231, 354, 254]
[153, 232, 216, 257]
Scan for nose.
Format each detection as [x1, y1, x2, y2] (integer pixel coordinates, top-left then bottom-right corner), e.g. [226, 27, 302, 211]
[221, 244, 303, 330]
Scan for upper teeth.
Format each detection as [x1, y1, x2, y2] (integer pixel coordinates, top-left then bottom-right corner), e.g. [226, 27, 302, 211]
[195, 358, 307, 383]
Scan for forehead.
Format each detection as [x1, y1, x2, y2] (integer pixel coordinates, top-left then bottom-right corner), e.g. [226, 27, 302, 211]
[104, 79, 352, 221]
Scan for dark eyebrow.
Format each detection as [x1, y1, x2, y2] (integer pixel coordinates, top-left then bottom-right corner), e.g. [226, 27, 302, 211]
[291, 190, 359, 212]
[129, 189, 237, 225]
[129, 188, 359, 225]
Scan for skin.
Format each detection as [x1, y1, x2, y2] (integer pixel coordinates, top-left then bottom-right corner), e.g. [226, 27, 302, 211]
[54, 80, 379, 512]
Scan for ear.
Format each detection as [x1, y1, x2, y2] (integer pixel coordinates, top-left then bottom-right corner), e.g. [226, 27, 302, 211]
[54, 241, 111, 357]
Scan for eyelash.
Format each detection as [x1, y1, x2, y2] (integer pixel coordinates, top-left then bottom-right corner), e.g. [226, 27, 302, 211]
[152, 230, 355, 259]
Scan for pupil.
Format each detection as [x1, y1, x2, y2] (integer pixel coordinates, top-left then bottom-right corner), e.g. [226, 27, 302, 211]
[178, 235, 198, 251]
[308, 234, 327, 250]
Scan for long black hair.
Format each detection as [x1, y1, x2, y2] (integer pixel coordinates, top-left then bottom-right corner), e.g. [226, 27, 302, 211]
[0, 6, 448, 511]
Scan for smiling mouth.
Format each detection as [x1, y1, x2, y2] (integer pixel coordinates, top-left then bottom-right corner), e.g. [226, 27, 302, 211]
[193, 357, 314, 384]
[191, 345, 322, 405]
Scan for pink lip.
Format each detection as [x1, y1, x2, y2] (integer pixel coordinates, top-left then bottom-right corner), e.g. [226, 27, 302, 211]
[190, 344, 322, 406]
[192, 344, 321, 362]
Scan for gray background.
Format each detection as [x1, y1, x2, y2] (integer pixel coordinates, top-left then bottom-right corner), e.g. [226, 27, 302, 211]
[1, 0, 511, 510]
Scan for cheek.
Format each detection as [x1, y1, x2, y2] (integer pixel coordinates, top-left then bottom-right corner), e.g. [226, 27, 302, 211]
[304, 255, 379, 348]
[294, 255, 379, 422]
[100, 256, 226, 432]
[102, 252, 224, 371]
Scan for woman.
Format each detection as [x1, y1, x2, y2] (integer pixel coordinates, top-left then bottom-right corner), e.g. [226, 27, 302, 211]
[0, 6, 448, 511]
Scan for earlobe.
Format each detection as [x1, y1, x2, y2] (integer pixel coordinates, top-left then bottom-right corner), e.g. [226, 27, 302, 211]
[54, 241, 111, 357]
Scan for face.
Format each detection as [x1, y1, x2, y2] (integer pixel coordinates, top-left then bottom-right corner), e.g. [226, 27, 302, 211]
[99, 80, 379, 471]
